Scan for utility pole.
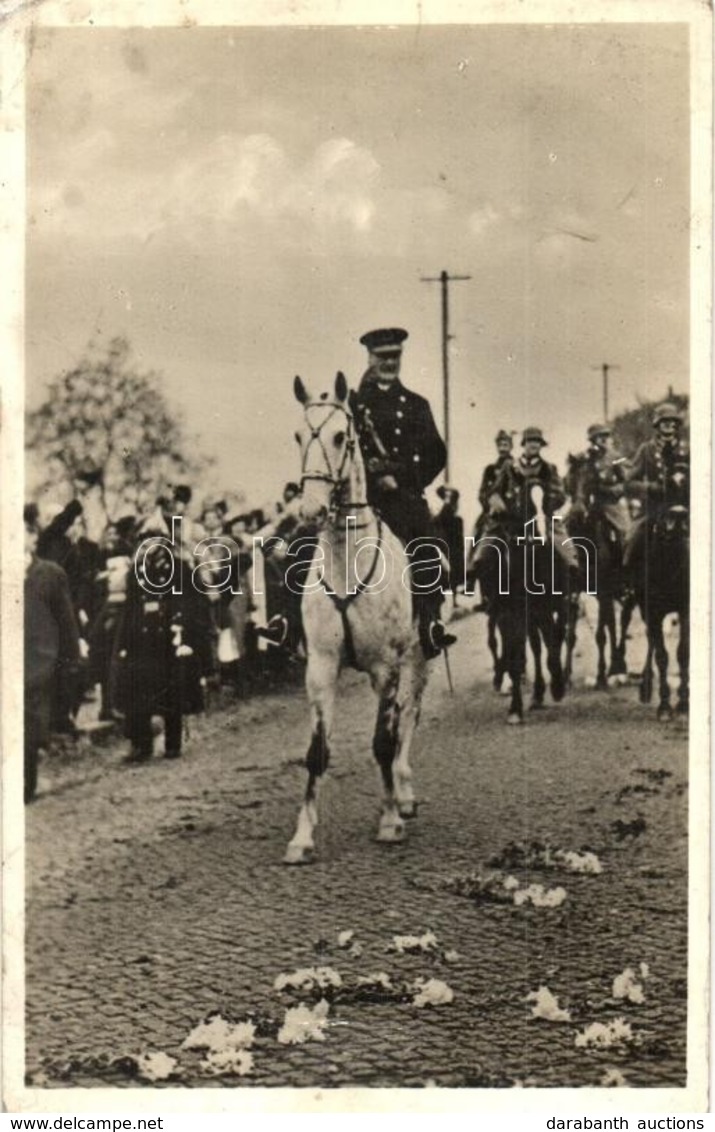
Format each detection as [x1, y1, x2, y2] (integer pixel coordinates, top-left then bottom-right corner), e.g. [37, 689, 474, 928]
[421, 269, 471, 482]
[591, 362, 620, 423]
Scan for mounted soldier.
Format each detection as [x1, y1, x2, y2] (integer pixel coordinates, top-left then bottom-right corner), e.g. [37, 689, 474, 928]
[486, 426, 578, 570]
[349, 326, 456, 657]
[466, 428, 515, 597]
[623, 402, 689, 573]
[568, 423, 632, 552]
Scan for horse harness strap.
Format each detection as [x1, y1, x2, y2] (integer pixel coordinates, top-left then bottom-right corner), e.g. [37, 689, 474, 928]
[325, 517, 384, 669]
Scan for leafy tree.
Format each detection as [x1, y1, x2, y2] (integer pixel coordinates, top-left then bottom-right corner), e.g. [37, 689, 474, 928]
[610, 390, 689, 458]
[26, 337, 213, 523]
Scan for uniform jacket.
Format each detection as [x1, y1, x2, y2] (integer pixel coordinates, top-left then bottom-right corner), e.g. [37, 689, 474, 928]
[24, 557, 80, 690]
[569, 447, 629, 510]
[626, 438, 690, 514]
[433, 507, 465, 585]
[477, 455, 514, 513]
[489, 455, 566, 530]
[350, 375, 446, 542]
[113, 550, 214, 718]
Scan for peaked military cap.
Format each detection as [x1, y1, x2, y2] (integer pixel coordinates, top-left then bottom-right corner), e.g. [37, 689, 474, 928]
[436, 484, 460, 501]
[495, 429, 513, 444]
[587, 422, 611, 440]
[172, 483, 193, 505]
[521, 426, 547, 446]
[359, 327, 409, 354]
[652, 402, 682, 426]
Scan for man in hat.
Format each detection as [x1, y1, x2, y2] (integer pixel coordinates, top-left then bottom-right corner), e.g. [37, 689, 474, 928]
[350, 327, 455, 657]
[478, 430, 515, 517]
[24, 505, 80, 800]
[568, 423, 632, 546]
[433, 485, 465, 600]
[486, 426, 577, 568]
[623, 402, 689, 571]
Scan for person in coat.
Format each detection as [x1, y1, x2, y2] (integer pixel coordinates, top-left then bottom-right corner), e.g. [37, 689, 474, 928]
[349, 326, 456, 657]
[568, 423, 632, 548]
[24, 506, 80, 801]
[623, 402, 689, 571]
[433, 485, 465, 597]
[113, 534, 214, 762]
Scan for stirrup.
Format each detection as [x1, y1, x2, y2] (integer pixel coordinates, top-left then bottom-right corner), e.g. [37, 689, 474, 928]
[428, 619, 457, 654]
[255, 614, 289, 648]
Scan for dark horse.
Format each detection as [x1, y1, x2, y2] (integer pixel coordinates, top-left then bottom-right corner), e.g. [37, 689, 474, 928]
[480, 496, 567, 724]
[633, 505, 689, 720]
[565, 508, 635, 689]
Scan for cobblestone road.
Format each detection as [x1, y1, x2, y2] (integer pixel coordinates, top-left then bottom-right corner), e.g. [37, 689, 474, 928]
[26, 604, 689, 1090]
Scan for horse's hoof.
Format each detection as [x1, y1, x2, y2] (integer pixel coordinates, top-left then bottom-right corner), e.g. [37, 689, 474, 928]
[377, 822, 406, 843]
[529, 701, 544, 712]
[607, 674, 621, 689]
[595, 676, 608, 691]
[676, 701, 689, 716]
[584, 675, 598, 690]
[657, 706, 673, 723]
[640, 680, 653, 704]
[398, 800, 418, 819]
[283, 843, 315, 865]
[550, 681, 566, 703]
[506, 712, 523, 726]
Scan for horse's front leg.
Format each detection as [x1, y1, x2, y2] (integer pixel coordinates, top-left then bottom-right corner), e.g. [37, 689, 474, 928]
[652, 618, 672, 721]
[284, 650, 339, 864]
[528, 618, 545, 709]
[369, 666, 405, 843]
[392, 646, 428, 819]
[595, 598, 609, 689]
[676, 612, 689, 715]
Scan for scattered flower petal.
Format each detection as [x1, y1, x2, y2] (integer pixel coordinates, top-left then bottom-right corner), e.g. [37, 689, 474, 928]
[337, 930, 354, 948]
[525, 985, 572, 1023]
[602, 1067, 629, 1087]
[443, 949, 461, 963]
[640, 962, 650, 980]
[182, 1016, 255, 1052]
[555, 849, 602, 875]
[513, 883, 567, 908]
[575, 1018, 635, 1050]
[612, 968, 646, 1004]
[200, 1048, 253, 1077]
[411, 978, 454, 1007]
[391, 931, 439, 953]
[356, 972, 393, 989]
[277, 999, 330, 1045]
[273, 966, 342, 992]
[135, 1051, 178, 1082]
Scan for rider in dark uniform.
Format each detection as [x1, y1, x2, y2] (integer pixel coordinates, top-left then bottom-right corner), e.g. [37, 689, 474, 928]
[568, 423, 632, 548]
[623, 402, 689, 572]
[349, 327, 456, 657]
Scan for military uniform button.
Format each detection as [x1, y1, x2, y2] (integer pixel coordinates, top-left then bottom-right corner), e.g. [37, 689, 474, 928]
[413, 454, 420, 462]
[396, 410, 403, 418]
[395, 428, 401, 435]
[400, 395, 406, 403]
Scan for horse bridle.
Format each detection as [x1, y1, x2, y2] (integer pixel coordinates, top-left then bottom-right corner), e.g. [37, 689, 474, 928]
[299, 401, 365, 515]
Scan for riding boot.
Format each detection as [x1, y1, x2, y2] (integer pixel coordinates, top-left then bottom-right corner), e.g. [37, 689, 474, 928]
[415, 590, 457, 660]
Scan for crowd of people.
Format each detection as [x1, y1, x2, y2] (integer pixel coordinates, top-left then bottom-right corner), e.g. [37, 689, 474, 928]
[24, 321, 689, 805]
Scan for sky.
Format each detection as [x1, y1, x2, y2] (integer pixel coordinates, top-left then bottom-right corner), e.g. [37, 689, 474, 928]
[26, 22, 690, 525]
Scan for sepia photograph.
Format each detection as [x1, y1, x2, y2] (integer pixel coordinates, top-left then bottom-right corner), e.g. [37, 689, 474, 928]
[2, 0, 710, 1113]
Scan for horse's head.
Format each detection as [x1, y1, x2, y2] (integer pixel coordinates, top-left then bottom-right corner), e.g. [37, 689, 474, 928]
[293, 371, 357, 527]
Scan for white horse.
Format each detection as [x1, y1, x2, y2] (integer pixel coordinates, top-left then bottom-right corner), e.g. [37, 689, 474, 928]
[284, 371, 429, 864]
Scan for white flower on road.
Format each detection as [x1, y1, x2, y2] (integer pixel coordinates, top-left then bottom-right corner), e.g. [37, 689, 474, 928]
[356, 972, 393, 989]
[337, 930, 354, 948]
[182, 1016, 256, 1052]
[443, 949, 461, 963]
[525, 986, 572, 1023]
[575, 1018, 634, 1050]
[555, 849, 602, 875]
[411, 978, 454, 1007]
[612, 967, 647, 1004]
[602, 1067, 629, 1087]
[513, 884, 567, 908]
[277, 999, 330, 1045]
[274, 966, 342, 992]
[135, 1051, 178, 1082]
[391, 931, 439, 953]
[200, 1048, 254, 1077]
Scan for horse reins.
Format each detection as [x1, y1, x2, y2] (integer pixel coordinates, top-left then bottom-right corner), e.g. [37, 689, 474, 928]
[299, 399, 385, 668]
